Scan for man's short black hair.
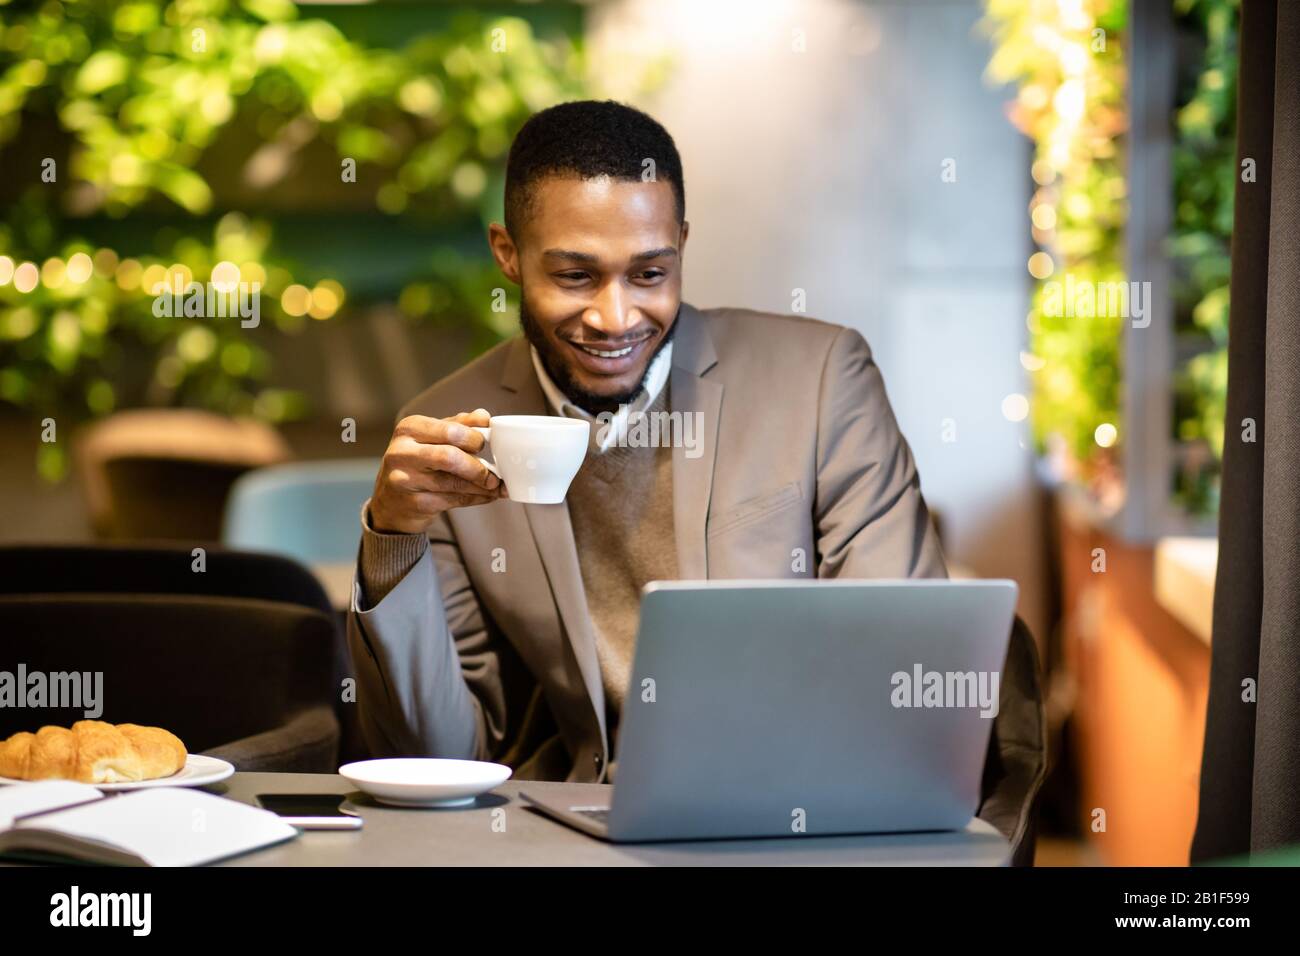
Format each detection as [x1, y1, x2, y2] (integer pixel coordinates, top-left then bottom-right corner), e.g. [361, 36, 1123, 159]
[504, 99, 685, 243]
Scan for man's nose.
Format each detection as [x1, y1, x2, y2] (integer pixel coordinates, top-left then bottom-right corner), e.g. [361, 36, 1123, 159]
[582, 286, 640, 340]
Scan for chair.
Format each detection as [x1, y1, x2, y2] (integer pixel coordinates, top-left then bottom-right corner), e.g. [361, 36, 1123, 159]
[224, 460, 380, 765]
[0, 543, 367, 767]
[73, 409, 291, 540]
[977, 615, 1048, 866]
[222, 459, 380, 565]
[0, 594, 337, 772]
[0, 543, 334, 615]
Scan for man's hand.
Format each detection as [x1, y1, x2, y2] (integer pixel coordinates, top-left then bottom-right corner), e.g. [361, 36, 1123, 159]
[368, 408, 506, 534]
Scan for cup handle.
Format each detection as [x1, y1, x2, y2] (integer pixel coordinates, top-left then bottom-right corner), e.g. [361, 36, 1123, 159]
[470, 426, 500, 479]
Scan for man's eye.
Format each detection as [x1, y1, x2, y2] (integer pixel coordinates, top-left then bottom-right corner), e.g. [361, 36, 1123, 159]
[556, 272, 587, 281]
[638, 270, 666, 280]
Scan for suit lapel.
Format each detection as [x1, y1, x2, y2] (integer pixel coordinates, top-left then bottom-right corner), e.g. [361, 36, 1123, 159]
[497, 336, 608, 748]
[669, 303, 722, 580]
[522, 502, 606, 744]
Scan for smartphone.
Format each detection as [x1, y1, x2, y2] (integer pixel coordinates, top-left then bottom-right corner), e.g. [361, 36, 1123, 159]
[256, 794, 363, 830]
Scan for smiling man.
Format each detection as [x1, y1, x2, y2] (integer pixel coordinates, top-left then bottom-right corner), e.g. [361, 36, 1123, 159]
[348, 100, 947, 782]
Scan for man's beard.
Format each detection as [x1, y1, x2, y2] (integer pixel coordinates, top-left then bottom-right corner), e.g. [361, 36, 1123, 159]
[519, 296, 679, 416]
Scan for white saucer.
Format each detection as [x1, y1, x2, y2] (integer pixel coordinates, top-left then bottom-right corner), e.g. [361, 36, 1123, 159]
[0, 754, 235, 791]
[339, 758, 512, 808]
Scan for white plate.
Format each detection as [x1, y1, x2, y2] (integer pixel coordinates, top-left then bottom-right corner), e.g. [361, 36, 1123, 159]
[339, 758, 512, 808]
[0, 754, 235, 791]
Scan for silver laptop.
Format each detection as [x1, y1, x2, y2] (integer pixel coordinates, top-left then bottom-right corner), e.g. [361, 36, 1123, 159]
[520, 578, 1018, 842]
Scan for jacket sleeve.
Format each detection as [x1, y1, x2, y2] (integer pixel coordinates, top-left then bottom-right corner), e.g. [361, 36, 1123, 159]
[346, 504, 512, 761]
[812, 324, 948, 579]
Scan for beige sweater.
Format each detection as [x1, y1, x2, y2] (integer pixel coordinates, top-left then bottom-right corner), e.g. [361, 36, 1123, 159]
[358, 384, 677, 779]
[566, 384, 677, 773]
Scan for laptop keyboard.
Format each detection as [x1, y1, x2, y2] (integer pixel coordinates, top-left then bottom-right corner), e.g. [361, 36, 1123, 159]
[569, 806, 611, 826]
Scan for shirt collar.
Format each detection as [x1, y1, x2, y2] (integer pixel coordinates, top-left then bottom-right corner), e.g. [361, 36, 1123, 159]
[529, 340, 673, 453]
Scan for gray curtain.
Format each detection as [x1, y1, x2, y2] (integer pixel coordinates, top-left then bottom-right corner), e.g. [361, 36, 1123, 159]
[1191, 0, 1300, 862]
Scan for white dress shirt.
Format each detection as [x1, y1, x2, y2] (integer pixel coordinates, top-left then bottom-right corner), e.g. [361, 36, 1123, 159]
[529, 340, 673, 454]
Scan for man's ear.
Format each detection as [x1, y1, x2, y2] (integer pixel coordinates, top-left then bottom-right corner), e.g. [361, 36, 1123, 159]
[679, 220, 689, 258]
[487, 222, 522, 285]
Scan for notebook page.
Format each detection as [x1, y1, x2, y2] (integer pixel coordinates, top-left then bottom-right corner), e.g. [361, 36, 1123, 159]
[0, 780, 105, 830]
[14, 787, 298, 866]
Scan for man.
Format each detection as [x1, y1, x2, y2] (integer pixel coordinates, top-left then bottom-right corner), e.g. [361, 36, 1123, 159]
[348, 99, 947, 784]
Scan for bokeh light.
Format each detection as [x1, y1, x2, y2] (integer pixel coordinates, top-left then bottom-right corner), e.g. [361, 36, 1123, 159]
[281, 284, 312, 317]
[1020, 351, 1047, 372]
[115, 259, 143, 291]
[1002, 393, 1030, 422]
[241, 262, 267, 287]
[141, 264, 168, 296]
[41, 257, 67, 289]
[14, 262, 39, 293]
[66, 252, 94, 284]
[93, 248, 119, 277]
[308, 280, 343, 320]
[211, 260, 241, 293]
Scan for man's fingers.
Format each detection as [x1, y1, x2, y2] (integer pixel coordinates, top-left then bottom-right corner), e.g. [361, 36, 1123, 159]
[394, 490, 498, 517]
[379, 410, 503, 523]
[394, 413, 487, 452]
[391, 440, 499, 488]
[386, 468, 503, 498]
[449, 408, 491, 427]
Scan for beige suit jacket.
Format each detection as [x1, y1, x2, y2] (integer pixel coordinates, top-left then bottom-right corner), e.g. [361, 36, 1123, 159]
[347, 301, 947, 783]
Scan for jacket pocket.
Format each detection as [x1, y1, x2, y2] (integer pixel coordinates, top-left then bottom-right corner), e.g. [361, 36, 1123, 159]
[707, 481, 803, 538]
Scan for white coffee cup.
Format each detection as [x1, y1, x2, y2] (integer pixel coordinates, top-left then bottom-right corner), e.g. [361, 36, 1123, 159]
[471, 416, 590, 504]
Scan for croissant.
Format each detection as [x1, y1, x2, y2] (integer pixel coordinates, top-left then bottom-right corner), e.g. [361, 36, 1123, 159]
[0, 720, 187, 783]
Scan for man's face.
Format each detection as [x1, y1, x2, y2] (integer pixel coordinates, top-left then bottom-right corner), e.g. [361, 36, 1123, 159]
[489, 174, 688, 416]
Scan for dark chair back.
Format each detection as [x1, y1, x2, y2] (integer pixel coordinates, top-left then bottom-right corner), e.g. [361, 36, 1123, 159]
[100, 458, 251, 540]
[0, 594, 335, 767]
[978, 614, 1048, 866]
[0, 544, 368, 766]
[0, 543, 332, 613]
[71, 408, 290, 541]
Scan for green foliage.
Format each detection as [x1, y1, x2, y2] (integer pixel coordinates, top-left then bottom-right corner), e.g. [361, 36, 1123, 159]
[0, 1, 664, 477]
[0, 3, 590, 216]
[1171, 0, 1238, 516]
[983, 0, 1236, 518]
[981, 0, 1128, 493]
[1, 213, 287, 418]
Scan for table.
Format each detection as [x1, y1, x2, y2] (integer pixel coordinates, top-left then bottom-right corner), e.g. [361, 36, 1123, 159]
[208, 772, 1010, 866]
[1154, 536, 1217, 644]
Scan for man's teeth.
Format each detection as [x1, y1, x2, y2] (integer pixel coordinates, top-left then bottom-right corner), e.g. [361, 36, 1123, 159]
[578, 343, 636, 358]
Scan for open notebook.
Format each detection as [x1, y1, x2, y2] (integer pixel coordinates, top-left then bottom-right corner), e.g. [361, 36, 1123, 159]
[0, 781, 298, 866]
